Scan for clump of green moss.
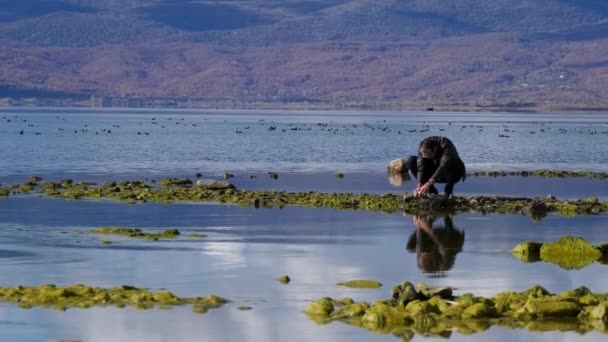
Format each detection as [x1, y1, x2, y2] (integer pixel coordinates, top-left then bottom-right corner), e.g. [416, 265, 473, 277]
[160, 178, 193, 187]
[540, 236, 602, 270]
[512, 241, 543, 262]
[337, 280, 383, 289]
[306, 281, 608, 338]
[9, 177, 604, 218]
[91, 227, 181, 240]
[0, 284, 228, 312]
[513, 236, 605, 269]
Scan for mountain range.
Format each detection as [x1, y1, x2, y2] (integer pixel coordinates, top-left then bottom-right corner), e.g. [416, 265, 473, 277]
[1, 0, 607, 109]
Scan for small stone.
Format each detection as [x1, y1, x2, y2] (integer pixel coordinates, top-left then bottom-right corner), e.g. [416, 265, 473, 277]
[238, 306, 253, 311]
[195, 179, 235, 190]
[277, 275, 291, 284]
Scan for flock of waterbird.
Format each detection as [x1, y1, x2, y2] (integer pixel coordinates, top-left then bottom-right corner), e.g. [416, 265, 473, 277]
[3, 114, 608, 138]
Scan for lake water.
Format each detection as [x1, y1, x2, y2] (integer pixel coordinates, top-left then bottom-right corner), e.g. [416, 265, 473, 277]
[1, 108, 608, 180]
[1, 108, 608, 341]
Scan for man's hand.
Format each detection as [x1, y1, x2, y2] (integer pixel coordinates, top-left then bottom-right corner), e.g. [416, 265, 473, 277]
[414, 183, 432, 198]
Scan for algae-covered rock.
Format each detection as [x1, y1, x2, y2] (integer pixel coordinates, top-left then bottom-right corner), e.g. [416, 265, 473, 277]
[238, 306, 253, 311]
[405, 300, 439, 316]
[591, 303, 608, 320]
[277, 275, 291, 284]
[539, 236, 602, 270]
[362, 302, 410, 328]
[160, 178, 193, 187]
[332, 302, 370, 319]
[306, 280, 608, 338]
[92, 227, 181, 240]
[416, 283, 453, 299]
[305, 297, 334, 316]
[462, 303, 496, 319]
[524, 299, 580, 317]
[512, 241, 542, 262]
[392, 281, 419, 306]
[0, 284, 228, 313]
[337, 279, 382, 289]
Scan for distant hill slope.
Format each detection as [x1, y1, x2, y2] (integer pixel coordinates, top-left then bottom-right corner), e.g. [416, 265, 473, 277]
[0, 0, 607, 108]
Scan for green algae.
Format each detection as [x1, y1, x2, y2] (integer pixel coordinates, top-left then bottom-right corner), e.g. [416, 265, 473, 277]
[306, 281, 608, 338]
[2, 177, 605, 218]
[238, 306, 253, 311]
[91, 227, 181, 240]
[277, 275, 291, 284]
[337, 280, 382, 289]
[160, 178, 193, 187]
[512, 241, 543, 263]
[540, 236, 602, 270]
[513, 236, 606, 269]
[0, 284, 228, 312]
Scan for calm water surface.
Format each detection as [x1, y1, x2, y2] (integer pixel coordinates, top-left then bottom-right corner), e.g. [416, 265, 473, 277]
[1, 108, 608, 179]
[0, 197, 608, 341]
[1, 108, 608, 341]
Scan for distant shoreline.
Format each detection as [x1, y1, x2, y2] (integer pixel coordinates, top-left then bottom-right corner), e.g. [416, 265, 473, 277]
[1, 101, 608, 114]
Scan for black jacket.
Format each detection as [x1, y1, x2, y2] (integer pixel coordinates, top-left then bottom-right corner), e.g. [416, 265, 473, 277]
[417, 136, 466, 182]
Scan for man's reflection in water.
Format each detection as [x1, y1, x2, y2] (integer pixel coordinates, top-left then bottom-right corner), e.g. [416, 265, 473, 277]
[406, 214, 465, 277]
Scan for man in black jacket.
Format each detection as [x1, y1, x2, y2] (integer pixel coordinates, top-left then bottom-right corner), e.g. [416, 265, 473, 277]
[406, 136, 466, 198]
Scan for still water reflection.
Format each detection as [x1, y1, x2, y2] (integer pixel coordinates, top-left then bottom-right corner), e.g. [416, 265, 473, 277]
[0, 197, 607, 341]
[407, 215, 465, 277]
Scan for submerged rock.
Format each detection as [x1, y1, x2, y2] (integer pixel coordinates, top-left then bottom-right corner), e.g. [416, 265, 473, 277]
[92, 227, 181, 240]
[337, 280, 382, 289]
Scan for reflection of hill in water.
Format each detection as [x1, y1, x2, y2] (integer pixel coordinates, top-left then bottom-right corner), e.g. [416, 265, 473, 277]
[407, 215, 465, 277]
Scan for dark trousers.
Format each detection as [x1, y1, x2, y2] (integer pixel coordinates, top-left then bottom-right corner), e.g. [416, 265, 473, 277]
[407, 156, 464, 196]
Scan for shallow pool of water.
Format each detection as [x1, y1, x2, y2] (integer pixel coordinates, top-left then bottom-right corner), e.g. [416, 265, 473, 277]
[1, 196, 607, 341]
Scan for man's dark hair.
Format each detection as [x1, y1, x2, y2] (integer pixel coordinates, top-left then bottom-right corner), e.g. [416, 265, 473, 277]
[421, 139, 438, 150]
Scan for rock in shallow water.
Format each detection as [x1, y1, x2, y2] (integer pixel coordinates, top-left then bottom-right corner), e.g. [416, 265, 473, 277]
[195, 179, 235, 190]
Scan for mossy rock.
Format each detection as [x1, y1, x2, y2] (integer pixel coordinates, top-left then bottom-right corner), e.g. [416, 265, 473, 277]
[539, 236, 601, 270]
[0, 284, 228, 312]
[305, 298, 334, 316]
[277, 275, 291, 284]
[337, 279, 382, 289]
[524, 299, 580, 317]
[462, 303, 496, 319]
[512, 241, 543, 262]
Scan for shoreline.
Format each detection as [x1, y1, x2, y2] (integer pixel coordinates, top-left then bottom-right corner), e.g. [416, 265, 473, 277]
[2, 103, 608, 114]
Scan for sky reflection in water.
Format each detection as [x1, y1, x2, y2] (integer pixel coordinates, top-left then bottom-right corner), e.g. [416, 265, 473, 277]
[0, 197, 608, 341]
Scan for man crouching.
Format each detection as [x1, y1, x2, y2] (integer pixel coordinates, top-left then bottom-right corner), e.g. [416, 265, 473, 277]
[407, 136, 466, 198]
